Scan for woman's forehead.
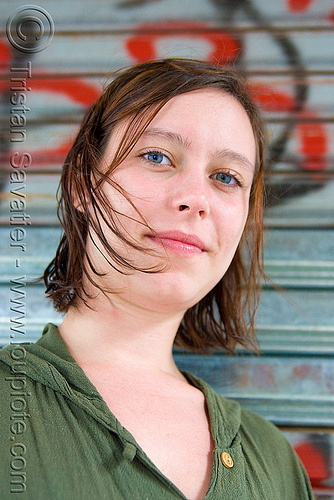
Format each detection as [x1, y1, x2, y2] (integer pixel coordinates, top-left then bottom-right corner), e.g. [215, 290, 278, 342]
[104, 88, 256, 168]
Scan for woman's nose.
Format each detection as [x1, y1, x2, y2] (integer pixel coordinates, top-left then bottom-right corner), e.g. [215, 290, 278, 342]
[170, 176, 211, 218]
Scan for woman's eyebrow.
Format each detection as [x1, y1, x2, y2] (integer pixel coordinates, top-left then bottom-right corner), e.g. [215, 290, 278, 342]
[142, 128, 191, 149]
[212, 148, 255, 172]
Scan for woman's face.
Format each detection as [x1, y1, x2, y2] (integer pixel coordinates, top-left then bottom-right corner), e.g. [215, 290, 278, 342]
[87, 89, 256, 314]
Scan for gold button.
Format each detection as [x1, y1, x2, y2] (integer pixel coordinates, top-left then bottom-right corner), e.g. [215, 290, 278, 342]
[221, 452, 234, 468]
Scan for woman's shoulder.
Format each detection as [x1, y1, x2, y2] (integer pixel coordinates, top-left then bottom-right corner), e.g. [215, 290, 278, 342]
[184, 371, 314, 497]
[237, 405, 297, 466]
[238, 404, 288, 445]
[184, 370, 291, 449]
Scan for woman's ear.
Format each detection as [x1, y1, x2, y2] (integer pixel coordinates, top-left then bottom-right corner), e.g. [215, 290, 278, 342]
[69, 153, 92, 214]
[71, 180, 91, 215]
[72, 186, 85, 213]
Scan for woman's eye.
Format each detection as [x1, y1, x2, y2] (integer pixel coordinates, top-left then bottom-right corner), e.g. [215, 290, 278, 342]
[213, 172, 238, 185]
[144, 151, 171, 165]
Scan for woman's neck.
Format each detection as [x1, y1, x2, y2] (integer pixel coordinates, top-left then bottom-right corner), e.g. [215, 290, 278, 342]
[58, 290, 186, 379]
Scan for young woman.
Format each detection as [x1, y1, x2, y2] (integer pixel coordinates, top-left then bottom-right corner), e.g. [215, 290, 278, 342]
[0, 59, 314, 499]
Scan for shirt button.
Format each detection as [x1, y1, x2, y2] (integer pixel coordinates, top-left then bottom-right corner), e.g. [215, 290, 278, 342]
[221, 452, 234, 468]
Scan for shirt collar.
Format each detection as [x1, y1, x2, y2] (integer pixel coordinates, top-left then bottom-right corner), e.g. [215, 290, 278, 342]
[4, 323, 241, 448]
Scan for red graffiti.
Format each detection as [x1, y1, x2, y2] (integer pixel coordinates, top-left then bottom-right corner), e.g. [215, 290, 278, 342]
[330, 9, 334, 23]
[298, 114, 328, 171]
[126, 21, 241, 64]
[0, 38, 11, 93]
[0, 39, 10, 69]
[1, 38, 101, 166]
[287, 0, 314, 12]
[295, 442, 328, 487]
[250, 83, 328, 171]
[29, 77, 100, 166]
[30, 78, 100, 107]
[288, 0, 334, 24]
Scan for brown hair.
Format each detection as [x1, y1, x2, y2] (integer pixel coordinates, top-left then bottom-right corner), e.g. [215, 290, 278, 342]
[43, 58, 266, 354]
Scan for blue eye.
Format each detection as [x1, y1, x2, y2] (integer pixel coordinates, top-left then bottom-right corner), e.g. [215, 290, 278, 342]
[141, 150, 171, 166]
[144, 151, 170, 165]
[214, 172, 236, 185]
[147, 152, 164, 163]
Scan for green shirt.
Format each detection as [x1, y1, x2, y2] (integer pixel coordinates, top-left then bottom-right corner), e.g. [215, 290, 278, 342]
[0, 324, 314, 500]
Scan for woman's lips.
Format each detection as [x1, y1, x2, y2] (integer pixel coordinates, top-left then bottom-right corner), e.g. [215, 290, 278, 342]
[147, 231, 206, 255]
